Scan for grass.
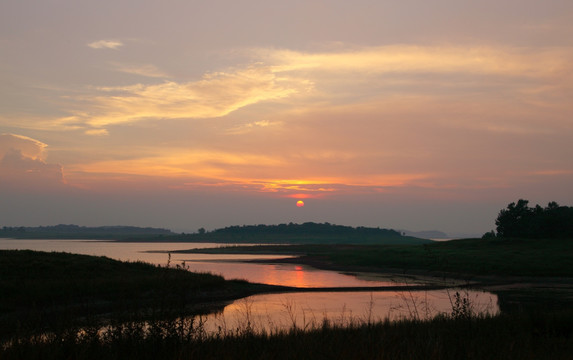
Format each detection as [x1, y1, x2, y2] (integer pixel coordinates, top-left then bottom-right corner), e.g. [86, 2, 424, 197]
[2, 310, 572, 359]
[0, 250, 280, 341]
[319, 238, 573, 277]
[174, 237, 573, 317]
[177, 237, 573, 277]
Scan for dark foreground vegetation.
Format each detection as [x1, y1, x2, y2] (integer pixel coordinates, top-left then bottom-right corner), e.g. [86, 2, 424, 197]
[174, 236, 573, 277]
[0, 250, 279, 342]
[2, 310, 572, 360]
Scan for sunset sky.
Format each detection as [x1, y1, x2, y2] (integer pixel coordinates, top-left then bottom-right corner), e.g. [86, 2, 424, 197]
[1, 0, 572, 236]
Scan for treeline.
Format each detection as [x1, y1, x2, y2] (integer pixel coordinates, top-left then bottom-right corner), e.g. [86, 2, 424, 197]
[212, 222, 402, 237]
[495, 199, 573, 239]
[0, 222, 427, 244]
[0, 224, 173, 238]
[166, 222, 428, 245]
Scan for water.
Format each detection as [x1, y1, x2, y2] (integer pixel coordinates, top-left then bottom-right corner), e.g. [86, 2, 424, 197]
[206, 289, 497, 333]
[0, 239, 243, 265]
[0, 238, 401, 287]
[0, 238, 499, 333]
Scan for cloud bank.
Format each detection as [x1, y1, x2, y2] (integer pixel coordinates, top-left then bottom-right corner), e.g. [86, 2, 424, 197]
[49, 44, 571, 199]
[49, 45, 572, 136]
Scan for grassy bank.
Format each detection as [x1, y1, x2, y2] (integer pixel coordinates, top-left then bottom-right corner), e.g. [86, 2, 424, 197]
[0, 250, 281, 341]
[176, 237, 573, 277]
[174, 237, 573, 315]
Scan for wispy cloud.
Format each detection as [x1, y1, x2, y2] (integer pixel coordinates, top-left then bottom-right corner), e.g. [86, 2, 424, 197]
[59, 44, 571, 133]
[84, 129, 109, 136]
[111, 63, 170, 78]
[0, 134, 65, 188]
[226, 120, 283, 135]
[262, 45, 572, 78]
[530, 170, 573, 176]
[87, 39, 123, 50]
[64, 144, 435, 197]
[71, 66, 309, 128]
[68, 149, 284, 178]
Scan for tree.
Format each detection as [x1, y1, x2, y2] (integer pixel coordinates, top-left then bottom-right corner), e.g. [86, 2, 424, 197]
[481, 230, 496, 239]
[495, 199, 573, 239]
[495, 199, 532, 238]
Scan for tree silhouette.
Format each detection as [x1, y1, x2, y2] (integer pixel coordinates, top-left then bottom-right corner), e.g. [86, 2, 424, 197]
[495, 199, 573, 239]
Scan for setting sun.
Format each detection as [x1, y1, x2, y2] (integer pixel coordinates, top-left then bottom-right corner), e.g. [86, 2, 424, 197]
[296, 200, 304, 207]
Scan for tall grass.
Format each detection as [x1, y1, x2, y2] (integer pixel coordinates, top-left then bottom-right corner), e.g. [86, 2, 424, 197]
[0, 250, 274, 342]
[2, 308, 572, 360]
[1, 280, 569, 360]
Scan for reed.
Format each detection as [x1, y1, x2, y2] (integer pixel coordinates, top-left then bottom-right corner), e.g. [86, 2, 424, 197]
[2, 308, 572, 360]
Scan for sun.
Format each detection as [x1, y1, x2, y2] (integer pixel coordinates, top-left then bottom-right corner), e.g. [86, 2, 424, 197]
[296, 200, 304, 207]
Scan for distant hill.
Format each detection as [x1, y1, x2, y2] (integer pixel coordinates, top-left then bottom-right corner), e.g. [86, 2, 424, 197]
[1, 222, 433, 245]
[152, 222, 433, 245]
[214, 222, 400, 236]
[0, 224, 174, 239]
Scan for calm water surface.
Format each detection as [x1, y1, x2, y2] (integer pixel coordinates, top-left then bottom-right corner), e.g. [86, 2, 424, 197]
[0, 238, 402, 287]
[0, 238, 499, 332]
[206, 289, 498, 333]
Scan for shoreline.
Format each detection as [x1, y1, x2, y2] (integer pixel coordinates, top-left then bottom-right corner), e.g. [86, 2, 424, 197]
[243, 255, 573, 310]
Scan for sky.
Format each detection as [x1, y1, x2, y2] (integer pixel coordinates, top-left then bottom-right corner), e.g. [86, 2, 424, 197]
[1, 0, 572, 236]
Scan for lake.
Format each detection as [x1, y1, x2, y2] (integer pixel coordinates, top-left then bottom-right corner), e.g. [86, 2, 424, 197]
[0, 238, 499, 332]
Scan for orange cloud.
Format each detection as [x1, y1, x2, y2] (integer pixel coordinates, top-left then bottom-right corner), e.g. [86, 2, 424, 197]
[66, 146, 432, 197]
[263, 45, 571, 78]
[71, 66, 308, 129]
[25, 44, 568, 138]
[530, 170, 573, 176]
